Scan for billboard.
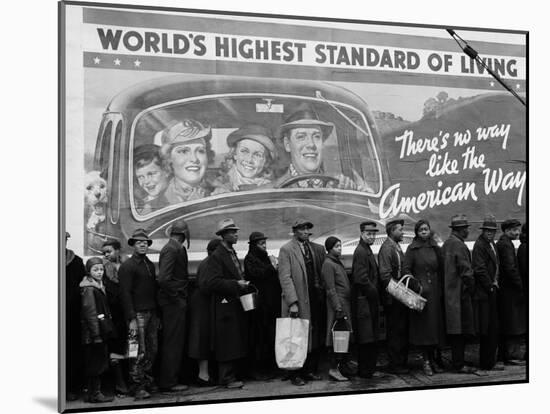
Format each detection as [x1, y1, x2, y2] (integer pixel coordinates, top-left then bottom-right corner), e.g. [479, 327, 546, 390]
[60, 1, 527, 412]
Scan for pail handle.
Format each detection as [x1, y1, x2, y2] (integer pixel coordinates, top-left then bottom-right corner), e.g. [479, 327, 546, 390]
[331, 317, 353, 333]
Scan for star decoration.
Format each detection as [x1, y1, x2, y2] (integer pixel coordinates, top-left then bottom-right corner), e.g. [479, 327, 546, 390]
[489, 81, 495, 87]
[93, 57, 101, 64]
[114, 58, 121, 66]
[515, 84, 521, 90]
[134, 59, 141, 67]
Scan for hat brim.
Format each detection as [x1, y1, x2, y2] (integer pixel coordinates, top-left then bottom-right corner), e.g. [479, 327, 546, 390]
[128, 238, 153, 246]
[386, 219, 405, 228]
[278, 120, 333, 139]
[449, 224, 471, 228]
[363, 228, 379, 232]
[480, 226, 498, 230]
[249, 237, 268, 244]
[293, 223, 313, 230]
[227, 133, 276, 160]
[215, 226, 240, 236]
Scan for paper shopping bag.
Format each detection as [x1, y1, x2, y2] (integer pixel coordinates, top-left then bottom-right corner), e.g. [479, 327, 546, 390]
[275, 317, 309, 370]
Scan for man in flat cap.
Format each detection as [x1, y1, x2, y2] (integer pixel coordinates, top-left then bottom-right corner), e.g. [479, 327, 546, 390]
[278, 219, 326, 385]
[496, 219, 526, 365]
[118, 229, 159, 399]
[157, 221, 191, 392]
[351, 221, 382, 378]
[274, 105, 373, 191]
[201, 219, 250, 389]
[442, 215, 477, 373]
[378, 217, 409, 374]
[472, 215, 501, 370]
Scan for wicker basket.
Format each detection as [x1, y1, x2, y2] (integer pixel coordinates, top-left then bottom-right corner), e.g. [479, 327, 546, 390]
[387, 274, 427, 312]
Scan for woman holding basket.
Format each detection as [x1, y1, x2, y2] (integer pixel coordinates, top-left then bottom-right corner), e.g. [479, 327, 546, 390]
[403, 220, 445, 376]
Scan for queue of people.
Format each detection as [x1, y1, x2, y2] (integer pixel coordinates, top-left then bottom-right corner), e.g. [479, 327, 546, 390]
[65, 213, 527, 403]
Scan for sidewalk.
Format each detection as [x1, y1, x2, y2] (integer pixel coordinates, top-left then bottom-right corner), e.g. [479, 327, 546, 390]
[65, 346, 527, 411]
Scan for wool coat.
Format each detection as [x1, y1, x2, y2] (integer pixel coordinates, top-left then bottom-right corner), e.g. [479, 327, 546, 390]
[351, 239, 380, 344]
[157, 238, 189, 307]
[244, 245, 281, 367]
[278, 238, 326, 351]
[188, 257, 212, 360]
[403, 238, 444, 345]
[496, 234, 527, 335]
[201, 243, 248, 362]
[378, 237, 405, 306]
[442, 233, 475, 335]
[472, 235, 499, 336]
[321, 254, 352, 346]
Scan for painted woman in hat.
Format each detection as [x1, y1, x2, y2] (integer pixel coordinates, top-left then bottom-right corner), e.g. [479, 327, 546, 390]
[160, 119, 215, 204]
[212, 124, 276, 194]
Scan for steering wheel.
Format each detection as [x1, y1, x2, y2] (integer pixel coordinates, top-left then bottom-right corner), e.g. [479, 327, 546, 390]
[276, 173, 340, 188]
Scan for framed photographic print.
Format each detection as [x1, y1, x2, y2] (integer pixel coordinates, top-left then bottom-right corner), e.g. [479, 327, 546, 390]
[59, 0, 527, 412]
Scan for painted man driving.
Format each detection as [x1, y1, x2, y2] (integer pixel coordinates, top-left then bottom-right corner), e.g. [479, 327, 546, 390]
[274, 105, 373, 191]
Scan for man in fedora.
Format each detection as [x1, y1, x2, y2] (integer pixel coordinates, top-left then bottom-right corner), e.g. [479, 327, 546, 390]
[442, 215, 477, 373]
[351, 221, 382, 378]
[157, 221, 191, 392]
[201, 219, 250, 389]
[496, 218, 526, 365]
[378, 218, 409, 374]
[274, 105, 372, 191]
[119, 229, 159, 399]
[278, 219, 326, 386]
[472, 215, 502, 370]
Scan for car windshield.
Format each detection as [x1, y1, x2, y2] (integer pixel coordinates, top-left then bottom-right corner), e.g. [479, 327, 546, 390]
[130, 93, 382, 218]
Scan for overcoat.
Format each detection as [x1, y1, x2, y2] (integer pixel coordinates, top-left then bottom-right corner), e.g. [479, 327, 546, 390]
[244, 245, 281, 366]
[351, 239, 380, 344]
[321, 255, 352, 346]
[80, 277, 113, 377]
[442, 233, 475, 335]
[278, 238, 326, 351]
[378, 238, 405, 305]
[201, 243, 248, 362]
[517, 239, 528, 302]
[496, 234, 526, 335]
[403, 238, 444, 345]
[188, 257, 212, 360]
[472, 235, 499, 336]
[157, 238, 189, 307]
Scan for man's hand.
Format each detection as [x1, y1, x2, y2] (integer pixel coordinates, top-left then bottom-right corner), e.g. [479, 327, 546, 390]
[352, 169, 375, 193]
[237, 280, 250, 290]
[336, 174, 357, 190]
[289, 303, 299, 318]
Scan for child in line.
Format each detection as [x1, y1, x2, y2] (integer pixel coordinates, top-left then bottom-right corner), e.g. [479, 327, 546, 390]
[80, 257, 115, 403]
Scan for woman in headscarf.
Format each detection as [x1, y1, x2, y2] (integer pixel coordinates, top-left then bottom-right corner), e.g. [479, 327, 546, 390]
[322, 236, 352, 381]
[402, 219, 445, 376]
[243, 231, 281, 379]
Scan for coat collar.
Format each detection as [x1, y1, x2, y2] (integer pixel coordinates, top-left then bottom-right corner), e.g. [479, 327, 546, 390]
[409, 237, 438, 250]
[79, 276, 106, 293]
[476, 235, 498, 263]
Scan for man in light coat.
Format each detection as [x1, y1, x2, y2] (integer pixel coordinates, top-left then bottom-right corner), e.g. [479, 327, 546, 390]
[442, 215, 477, 373]
[278, 219, 326, 386]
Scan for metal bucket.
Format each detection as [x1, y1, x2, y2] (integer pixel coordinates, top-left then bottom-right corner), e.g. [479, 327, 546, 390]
[240, 284, 258, 311]
[332, 319, 351, 353]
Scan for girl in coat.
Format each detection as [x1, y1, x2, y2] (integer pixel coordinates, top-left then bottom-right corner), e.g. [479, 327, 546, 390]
[403, 220, 445, 376]
[321, 236, 352, 381]
[80, 257, 115, 403]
